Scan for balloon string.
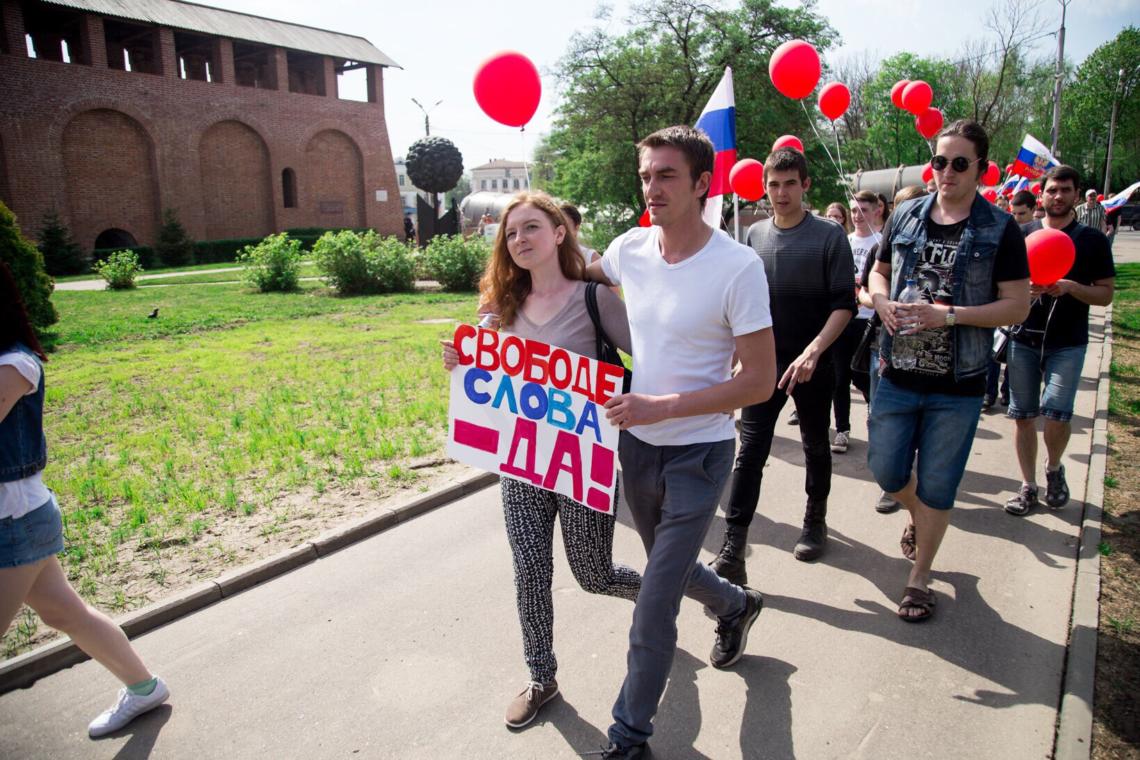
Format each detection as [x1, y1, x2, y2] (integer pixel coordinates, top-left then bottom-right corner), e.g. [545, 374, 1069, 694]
[520, 128, 531, 189]
[831, 121, 847, 182]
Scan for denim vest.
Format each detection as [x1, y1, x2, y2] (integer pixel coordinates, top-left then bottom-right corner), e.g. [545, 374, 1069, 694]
[878, 193, 1009, 380]
[0, 343, 47, 482]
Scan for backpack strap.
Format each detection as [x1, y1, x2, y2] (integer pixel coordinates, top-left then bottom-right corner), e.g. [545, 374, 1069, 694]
[584, 281, 608, 360]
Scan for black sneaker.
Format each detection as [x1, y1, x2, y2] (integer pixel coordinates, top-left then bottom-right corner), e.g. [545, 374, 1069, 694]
[1045, 465, 1070, 509]
[981, 395, 995, 412]
[592, 741, 648, 759]
[788, 409, 799, 425]
[710, 589, 763, 669]
[1004, 484, 1038, 517]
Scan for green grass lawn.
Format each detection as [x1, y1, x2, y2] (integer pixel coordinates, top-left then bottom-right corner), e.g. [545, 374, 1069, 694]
[3, 281, 478, 656]
[136, 264, 321, 287]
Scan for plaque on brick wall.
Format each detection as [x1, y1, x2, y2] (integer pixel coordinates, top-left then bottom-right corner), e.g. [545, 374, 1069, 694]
[319, 200, 345, 214]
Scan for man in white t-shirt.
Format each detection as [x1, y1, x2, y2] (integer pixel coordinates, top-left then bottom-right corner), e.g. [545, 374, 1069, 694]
[584, 125, 776, 759]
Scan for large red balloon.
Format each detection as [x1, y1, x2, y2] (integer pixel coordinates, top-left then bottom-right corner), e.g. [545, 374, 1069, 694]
[982, 188, 998, 203]
[914, 107, 943, 139]
[1026, 228, 1076, 286]
[890, 80, 910, 109]
[982, 161, 1001, 187]
[902, 80, 933, 115]
[921, 162, 934, 184]
[638, 209, 651, 227]
[772, 135, 804, 153]
[729, 159, 766, 201]
[473, 52, 541, 127]
[818, 82, 850, 121]
[1030, 182, 1042, 196]
[769, 40, 821, 100]
[1097, 193, 1105, 202]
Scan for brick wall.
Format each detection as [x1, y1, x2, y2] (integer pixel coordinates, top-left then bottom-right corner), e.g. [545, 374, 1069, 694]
[0, 0, 402, 250]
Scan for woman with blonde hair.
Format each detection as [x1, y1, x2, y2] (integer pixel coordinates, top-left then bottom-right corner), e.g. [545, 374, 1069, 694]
[442, 191, 640, 730]
[824, 201, 851, 232]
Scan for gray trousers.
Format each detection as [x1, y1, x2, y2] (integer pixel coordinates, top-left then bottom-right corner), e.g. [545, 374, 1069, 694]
[609, 431, 746, 748]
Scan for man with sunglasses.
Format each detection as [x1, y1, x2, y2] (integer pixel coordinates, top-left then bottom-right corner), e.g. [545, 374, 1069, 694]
[867, 119, 1030, 622]
[1003, 165, 1114, 516]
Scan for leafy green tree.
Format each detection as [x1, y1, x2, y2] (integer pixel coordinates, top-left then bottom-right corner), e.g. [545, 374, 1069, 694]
[155, 208, 195, 267]
[0, 202, 58, 333]
[37, 210, 87, 276]
[538, 0, 838, 238]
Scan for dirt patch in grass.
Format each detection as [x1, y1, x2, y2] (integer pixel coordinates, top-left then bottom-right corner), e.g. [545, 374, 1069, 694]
[3, 461, 475, 658]
[1093, 267, 1140, 758]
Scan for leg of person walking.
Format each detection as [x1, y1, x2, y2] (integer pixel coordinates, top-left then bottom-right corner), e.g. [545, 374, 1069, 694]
[790, 366, 835, 561]
[557, 493, 641, 602]
[1005, 339, 1044, 516]
[1039, 345, 1086, 508]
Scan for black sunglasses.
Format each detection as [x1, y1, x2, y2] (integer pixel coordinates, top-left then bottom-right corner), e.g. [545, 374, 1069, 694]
[931, 155, 981, 173]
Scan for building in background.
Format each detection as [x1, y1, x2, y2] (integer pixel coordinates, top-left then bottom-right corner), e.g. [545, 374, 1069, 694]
[0, 0, 403, 250]
[470, 159, 530, 194]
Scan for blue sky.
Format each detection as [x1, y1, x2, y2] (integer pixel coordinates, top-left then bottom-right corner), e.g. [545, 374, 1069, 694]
[202, 0, 1137, 170]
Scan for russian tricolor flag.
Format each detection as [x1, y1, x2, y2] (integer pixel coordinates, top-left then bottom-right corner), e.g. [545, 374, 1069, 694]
[694, 67, 736, 229]
[1103, 180, 1140, 212]
[1010, 134, 1059, 180]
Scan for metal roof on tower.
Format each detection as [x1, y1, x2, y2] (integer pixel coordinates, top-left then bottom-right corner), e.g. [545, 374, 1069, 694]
[42, 0, 401, 67]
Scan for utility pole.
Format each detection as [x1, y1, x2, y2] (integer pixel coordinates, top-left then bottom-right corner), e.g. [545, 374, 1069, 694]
[410, 98, 443, 136]
[1050, 0, 1069, 156]
[1103, 68, 1124, 196]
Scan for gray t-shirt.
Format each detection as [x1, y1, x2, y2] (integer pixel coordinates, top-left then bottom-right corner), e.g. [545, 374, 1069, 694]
[507, 281, 631, 359]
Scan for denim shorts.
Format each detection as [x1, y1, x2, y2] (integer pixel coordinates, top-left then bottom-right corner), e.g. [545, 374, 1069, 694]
[867, 376, 983, 510]
[0, 497, 64, 569]
[1006, 341, 1086, 422]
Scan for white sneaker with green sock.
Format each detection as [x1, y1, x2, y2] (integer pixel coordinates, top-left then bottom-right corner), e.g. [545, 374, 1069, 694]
[88, 676, 170, 738]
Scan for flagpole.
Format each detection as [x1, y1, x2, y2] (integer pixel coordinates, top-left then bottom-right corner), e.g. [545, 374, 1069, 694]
[734, 195, 740, 242]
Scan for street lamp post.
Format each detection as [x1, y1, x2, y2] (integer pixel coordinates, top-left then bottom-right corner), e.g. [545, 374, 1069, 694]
[1050, 0, 1070, 157]
[410, 98, 443, 137]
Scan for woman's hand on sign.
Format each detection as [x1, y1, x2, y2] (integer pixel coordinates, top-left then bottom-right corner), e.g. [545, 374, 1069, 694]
[441, 340, 459, 371]
[603, 393, 669, 430]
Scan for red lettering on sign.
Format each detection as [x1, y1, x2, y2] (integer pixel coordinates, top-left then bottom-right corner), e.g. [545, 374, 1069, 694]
[595, 362, 625, 404]
[542, 429, 583, 502]
[523, 340, 550, 384]
[548, 349, 572, 389]
[572, 356, 594, 399]
[590, 443, 614, 488]
[499, 418, 542, 485]
[453, 419, 499, 454]
[500, 335, 526, 376]
[475, 328, 500, 371]
[453, 324, 476, 365]
[586, 487, 613, 514]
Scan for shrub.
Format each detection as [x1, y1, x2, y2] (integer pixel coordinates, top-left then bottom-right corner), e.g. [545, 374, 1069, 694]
[0, 202, 58, 332]
[93, 249, 144, 290]
[312, 230, 416, 295]
[422, 234, 489, 291]
[155, 208, 194, 267]
[37, 211, 87, 276]
[237, 233, 303, 292]
[93, 245, 156, 269]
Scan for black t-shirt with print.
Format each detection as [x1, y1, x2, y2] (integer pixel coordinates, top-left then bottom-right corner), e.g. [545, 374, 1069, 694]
[875, 214, 1028, 396]
[1014, 219, 1115, 350]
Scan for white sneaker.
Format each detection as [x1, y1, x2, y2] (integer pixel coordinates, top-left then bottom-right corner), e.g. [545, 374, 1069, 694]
[88, 677, 170, 738]
[831, 431, 849, 454]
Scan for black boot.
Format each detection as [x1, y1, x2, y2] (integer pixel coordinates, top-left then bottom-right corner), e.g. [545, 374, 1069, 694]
[710, 524, 749, 586]
[793, 501, 828, 562]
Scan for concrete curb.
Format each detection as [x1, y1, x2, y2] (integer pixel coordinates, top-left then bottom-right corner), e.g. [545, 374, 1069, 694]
[0, 469, 498, 694]
[1054, 305, 1112, 760]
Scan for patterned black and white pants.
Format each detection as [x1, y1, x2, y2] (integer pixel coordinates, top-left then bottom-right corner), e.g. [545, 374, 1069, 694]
[501, 476, 641, 684]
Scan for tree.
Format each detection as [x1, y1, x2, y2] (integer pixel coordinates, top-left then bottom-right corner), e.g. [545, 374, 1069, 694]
[538, 0, 838, 236]
[0, 202, 58, 335]
[445, 173, 472, 208]
[155, 208, 195, 267]
[37, 210, 86, 276]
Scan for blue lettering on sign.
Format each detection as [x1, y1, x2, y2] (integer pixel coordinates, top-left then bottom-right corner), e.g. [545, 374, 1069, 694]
[575, 401, 603, 443]
[491, 373, 518, 414]
[519, 382, 548, 420]
[546, 389, 574, 430]
[463, 367, 492, 405]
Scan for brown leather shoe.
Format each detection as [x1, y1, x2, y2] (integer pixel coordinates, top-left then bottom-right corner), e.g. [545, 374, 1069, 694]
[504, 680, 558, 728]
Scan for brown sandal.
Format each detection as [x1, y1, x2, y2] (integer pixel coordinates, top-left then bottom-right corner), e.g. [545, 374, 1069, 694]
[898, 586, 936, 622]
[900, 523, 916, 561]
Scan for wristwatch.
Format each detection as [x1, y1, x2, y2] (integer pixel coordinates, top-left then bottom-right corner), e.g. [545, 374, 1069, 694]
[944, 305, 957, 327]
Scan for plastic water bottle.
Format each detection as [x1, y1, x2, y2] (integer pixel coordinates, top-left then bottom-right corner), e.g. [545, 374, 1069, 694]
[891, 278, 922, 370]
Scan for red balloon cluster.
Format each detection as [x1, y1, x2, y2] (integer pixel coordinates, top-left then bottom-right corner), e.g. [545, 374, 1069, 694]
[729, 159, 766, 201]
[921, 162, 934, 184]
[890, 79, 943, 140]
[769, 40, 821, 100]
[818, 82, 850, 121]
[902, 81, 933, 115]
[473, 52, 541, 127]
[772, 135, 804, 153]
[891, 80, 910, 109]
[915, 108, 943, 139]
[982, 188, 998, 203]
[1026, 228, 1076, 286]
[982, 161, 1001, 187]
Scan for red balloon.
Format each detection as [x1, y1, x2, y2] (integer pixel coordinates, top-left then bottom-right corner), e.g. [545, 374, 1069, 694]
[818, 82, 850, 121]
[1004, 163, 1014, 175]
[921, 162, 934, 184]
[1097, 193, 1105, 202]
[1030, 182, 1042, 196]
[902, 80, 933, 115]
[638, 209, 651, 227]
[473, 51, 541, 127]
[891, 80, 910, 109]
[1026, 228, 1076, 286]
[772, 135, 804, 153]
[914, 107, 943, 139]
[982, 188, 998, 203]
[729, 158, 766, 201]
[982, 161, 1001, 187]
[769, 40, 821, 100]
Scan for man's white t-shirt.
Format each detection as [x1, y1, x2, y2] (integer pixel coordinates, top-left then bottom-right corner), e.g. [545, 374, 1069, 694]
[601, 226, 772, 446]
[848, 231, 879, 320]
[0, 350, 52, 520]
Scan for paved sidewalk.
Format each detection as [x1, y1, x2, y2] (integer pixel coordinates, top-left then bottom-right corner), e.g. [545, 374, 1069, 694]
[0, 310, 1110, 759]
